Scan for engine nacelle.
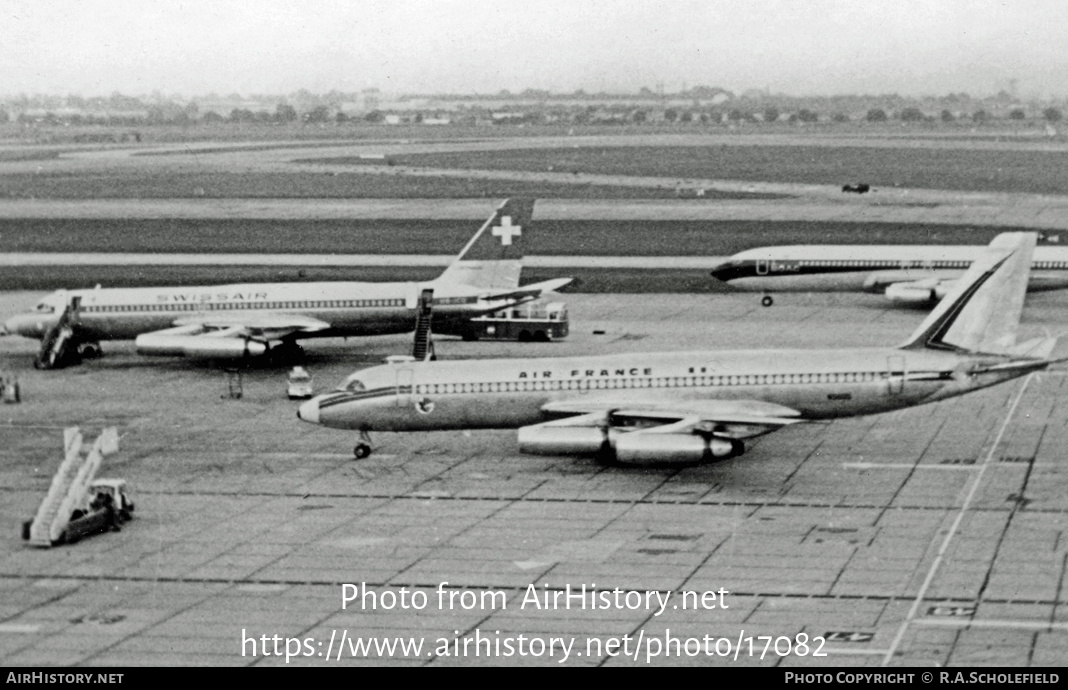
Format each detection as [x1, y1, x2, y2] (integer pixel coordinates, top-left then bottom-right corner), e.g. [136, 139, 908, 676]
[517, 425, 608, 456]
[135, 334, 268, 358]
[884, 283, 939, 305]
[613, 433, 743, 465]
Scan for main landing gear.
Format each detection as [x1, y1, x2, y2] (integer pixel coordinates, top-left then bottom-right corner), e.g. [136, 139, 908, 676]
[269, 342, 305, 366]
[78, 341, 104, 360]
[353, 431, 373, 460]
[761, 295, 774, 307]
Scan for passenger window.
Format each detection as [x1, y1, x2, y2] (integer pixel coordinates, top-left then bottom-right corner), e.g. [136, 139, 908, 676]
[345, 379, 366, 392]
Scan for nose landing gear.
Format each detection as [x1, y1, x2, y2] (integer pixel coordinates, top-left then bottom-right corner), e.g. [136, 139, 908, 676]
[353, 430, 373, 460]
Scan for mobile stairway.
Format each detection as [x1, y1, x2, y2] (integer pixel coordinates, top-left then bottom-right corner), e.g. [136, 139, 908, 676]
[25, 427, 119, 547]
[411, 288, 435, 361]
[35, 296, 82, 370]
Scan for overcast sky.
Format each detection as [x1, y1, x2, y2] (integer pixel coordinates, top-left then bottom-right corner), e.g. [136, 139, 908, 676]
[4, 0, 1067, 98]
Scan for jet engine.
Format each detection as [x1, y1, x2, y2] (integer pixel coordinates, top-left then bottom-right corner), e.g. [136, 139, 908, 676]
[135, 334, 268, 358]
[884, 282, 949, 305]
[517, 425, 609, 456]
[517, 423, 745, 465]
[613, 432, 743, 465]
[863, 271, 939, 294]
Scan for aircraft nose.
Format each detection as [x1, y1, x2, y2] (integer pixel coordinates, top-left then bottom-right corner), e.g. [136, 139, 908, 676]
[297, 398, 320, 424]
[710, 259, 749, 283]
[709, 260, 733, 281]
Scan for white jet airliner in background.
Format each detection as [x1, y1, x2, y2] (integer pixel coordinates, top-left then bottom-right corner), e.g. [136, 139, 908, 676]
[2, 198, 570, 368]
[299, 232, 1057, 463]
[710, 241, 1068, 306]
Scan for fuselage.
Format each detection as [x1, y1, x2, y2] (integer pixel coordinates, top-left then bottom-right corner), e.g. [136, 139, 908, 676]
[4, 279, 521, 342]
[301, 348, 1035, 432]
[711, 244, 1068, 293]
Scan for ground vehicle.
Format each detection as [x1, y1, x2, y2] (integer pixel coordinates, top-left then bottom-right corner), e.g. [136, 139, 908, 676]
[0, 373, 19, 403]
[287, 366, 314, 399]
[454, 301, 569, 342]
[23, 479, 134, 546]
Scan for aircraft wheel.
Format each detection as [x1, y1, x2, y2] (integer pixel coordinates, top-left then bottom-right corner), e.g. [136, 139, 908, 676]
[761, 295, 774, 307]
[353, 443, 372, 460]
[78, 342, 103, 359]
[271, 342, 305, 365]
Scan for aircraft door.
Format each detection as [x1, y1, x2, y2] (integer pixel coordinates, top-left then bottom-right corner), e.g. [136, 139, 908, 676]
[405, 283, 420, 310]
[756, 259, 769, 275]
[396, 368, 413, 407]
[886, 355, 905, 395]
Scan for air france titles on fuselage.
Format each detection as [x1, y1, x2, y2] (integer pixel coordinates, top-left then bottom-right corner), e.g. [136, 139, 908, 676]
[516, 366, 655, 380]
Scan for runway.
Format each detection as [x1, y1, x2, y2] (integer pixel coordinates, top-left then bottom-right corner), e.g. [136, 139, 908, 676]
[1, 291, 1066, 666]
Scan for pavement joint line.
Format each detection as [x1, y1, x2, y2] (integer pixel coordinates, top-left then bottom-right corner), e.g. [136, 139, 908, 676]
[841, 463, 980, 471]
[880, 373, 1035, 667]
[914, 619, 1068, 631]
[83, 488, 1065, 513]
[823, 648, 892, 656]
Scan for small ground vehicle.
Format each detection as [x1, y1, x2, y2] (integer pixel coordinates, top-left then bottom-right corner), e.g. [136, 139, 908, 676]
[0, 374, 20, 403]
[457, 301, 569, 342]
[287, 366, 314, 399]
[23, 479, 134, 546]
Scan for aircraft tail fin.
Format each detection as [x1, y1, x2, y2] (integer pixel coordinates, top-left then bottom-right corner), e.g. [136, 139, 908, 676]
[899, 232, 1037, 354]
[435, 198, 534, 290]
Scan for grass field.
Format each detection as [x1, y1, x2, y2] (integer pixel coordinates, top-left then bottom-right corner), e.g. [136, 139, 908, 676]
[0, 171, 779, 200]
[0, 218, 1031, 256]
[312, 144, 1068, 195]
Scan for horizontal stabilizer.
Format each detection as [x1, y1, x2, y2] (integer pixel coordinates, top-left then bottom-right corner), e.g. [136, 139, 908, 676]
[1007, 336, 1060, 360]
[482, 277, 573, 302]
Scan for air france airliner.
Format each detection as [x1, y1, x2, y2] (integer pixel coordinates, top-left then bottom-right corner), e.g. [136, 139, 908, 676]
[298, 232, 1057, 464]
[711, 242, 1068, 306]
[1, 198, 570, 368]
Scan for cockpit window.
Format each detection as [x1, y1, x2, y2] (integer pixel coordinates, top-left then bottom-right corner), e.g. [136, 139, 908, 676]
[342, 378, 366, 393]
[34, 303, 55, 314]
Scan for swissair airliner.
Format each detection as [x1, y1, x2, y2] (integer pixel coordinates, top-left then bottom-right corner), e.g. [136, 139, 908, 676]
[711, 241, 1068, 306]
[298, 232, 1057, 464]
[1, 199, 570, 368]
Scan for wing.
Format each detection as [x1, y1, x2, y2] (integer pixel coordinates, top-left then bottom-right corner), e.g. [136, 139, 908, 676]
[517, 395, 805, 465]
[135, 313, 330, 359]
[173, 312, 331, 336]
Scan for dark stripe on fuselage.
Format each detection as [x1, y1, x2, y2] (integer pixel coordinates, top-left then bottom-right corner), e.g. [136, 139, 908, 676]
[712, 257, 1068, 283]
[318, 387, 400, 409]
[710, 260, 972, 282]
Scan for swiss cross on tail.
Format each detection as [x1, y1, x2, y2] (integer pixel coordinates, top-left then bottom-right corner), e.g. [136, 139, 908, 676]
[452, 198, 534, 262]
[435, 198, 537, 289]
[492, 216, 522, 245]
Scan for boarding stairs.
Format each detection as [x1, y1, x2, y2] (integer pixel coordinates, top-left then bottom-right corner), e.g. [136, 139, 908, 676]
[35, 296, 82, 370]
[27, 427, 119, 547]
[411, 289, 435, 361]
